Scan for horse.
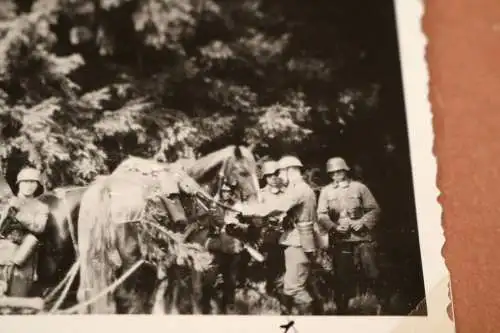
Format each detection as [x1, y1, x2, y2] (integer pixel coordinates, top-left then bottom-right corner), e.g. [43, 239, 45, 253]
[76, 145, 260, 314]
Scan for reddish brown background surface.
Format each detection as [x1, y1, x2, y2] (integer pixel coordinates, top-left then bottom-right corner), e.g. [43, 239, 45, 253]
[424, 0, 500, 332]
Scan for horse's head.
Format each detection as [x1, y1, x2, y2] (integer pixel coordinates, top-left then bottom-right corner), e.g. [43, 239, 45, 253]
[220, 146, 260, 203]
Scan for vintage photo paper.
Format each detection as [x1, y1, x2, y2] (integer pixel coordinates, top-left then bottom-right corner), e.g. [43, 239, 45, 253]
[0, 0, 453, 332]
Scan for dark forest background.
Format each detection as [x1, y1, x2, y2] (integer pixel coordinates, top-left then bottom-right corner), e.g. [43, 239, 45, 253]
[0, 0, 425, 314]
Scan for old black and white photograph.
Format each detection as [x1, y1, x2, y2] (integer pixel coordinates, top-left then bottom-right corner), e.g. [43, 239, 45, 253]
[0, 0, 452, 331]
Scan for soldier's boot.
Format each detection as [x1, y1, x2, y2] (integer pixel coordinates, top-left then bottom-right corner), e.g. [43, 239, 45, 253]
[278, 294, 294, 315]
[295, 301, 314, 316]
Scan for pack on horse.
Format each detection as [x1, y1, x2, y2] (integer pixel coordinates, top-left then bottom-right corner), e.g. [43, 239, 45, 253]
[0, 167, 86, 312]
[75, 145, 260, 314]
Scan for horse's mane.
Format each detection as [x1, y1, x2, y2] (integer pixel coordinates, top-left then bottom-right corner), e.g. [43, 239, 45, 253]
[114, 156, 170, 173]
[187, 145, 255, 180]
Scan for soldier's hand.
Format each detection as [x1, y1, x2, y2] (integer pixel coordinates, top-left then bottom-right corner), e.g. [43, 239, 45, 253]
[336, 224, 349, 233]
[350, 220, 364, 232]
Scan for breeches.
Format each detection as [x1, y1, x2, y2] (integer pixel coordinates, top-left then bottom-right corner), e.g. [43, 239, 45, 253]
[283, 246, 312, 305]
[333, 241, 379, 286]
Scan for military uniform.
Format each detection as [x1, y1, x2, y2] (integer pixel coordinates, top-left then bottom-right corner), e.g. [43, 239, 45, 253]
[276, 179, 319, 308]
[202, 184, 248, 313]
[258, 183, 285, 295]
[317, 157, 381, 314]
[0, 168, 49, 297]
[240, 156, 323, 314]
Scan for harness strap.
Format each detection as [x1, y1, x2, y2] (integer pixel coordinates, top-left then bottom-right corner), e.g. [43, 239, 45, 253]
[43, 261, 78, 303]
[48, 260, 79, 313]
[53, 259, 145, 315]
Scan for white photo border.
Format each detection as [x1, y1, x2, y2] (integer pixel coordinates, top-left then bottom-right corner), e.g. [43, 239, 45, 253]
[0, 0, 454, 332]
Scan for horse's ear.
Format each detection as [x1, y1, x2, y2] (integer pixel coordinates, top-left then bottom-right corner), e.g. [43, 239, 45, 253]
[234, 146, 244, 160]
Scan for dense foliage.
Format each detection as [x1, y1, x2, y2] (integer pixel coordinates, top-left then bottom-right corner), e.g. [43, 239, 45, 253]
[0, 0, 425, 314]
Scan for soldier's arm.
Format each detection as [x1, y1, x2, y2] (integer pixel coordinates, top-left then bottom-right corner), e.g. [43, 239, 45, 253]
[12, 234, 39, 266]
[316, 187, 336, 232]
[11, 203, 49, 266]
[359, 184, 380, 229]
[241, 189, 301, 218]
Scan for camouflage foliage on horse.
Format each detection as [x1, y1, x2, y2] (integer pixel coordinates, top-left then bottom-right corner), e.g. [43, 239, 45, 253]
[76, 145, 260, 314]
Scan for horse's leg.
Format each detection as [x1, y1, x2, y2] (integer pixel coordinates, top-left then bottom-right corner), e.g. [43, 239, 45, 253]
[170, 267, 181, 314]
[218, 253, 237, 314]
[114, 224, 156, 314]
[188, 230, 216, 314]
[190, 269, 205, 314]
[152, 278, 168, 314]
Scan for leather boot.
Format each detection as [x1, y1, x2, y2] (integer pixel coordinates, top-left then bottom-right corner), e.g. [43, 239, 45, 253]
[278, 294, 294, 315]
[295, 301, 314, 315]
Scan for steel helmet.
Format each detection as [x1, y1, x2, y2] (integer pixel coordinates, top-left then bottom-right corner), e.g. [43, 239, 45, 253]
[261, 161, 278, 177]
[16, 167, 42, 184]
[326, 157, 350, 173]
[278, 156, 303, 170]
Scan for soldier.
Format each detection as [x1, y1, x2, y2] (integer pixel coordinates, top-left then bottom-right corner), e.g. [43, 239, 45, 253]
[258, 160, 285, 295]
[201, 181, 248, 313]
[260, 160, 281, 200]
[237, 155, 321, 315]
[0, 167, 50, 297]
[316, 157, 381, 314]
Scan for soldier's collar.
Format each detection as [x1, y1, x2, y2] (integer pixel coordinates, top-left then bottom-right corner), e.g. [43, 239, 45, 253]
[333, 180, 350, 189]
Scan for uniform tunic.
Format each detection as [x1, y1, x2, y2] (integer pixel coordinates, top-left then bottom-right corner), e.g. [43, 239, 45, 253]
[258, 184, 285, 294]
[259, 185, 285, 243]
[248, 178, 320, 306]
[316, 179, 381, 313]
[317, 180, 380, 242]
